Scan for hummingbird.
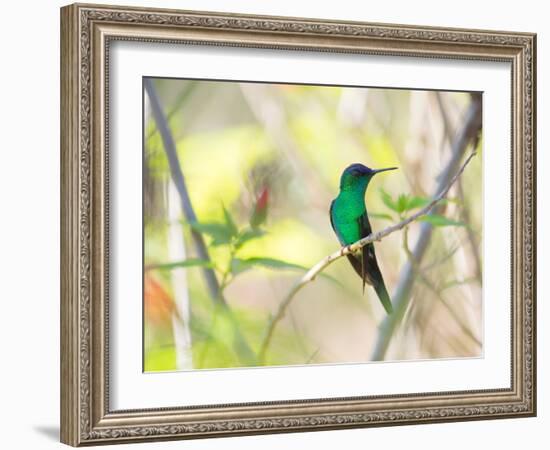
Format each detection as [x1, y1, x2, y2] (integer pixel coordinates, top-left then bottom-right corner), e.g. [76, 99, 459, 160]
[330, 163, 397, 314]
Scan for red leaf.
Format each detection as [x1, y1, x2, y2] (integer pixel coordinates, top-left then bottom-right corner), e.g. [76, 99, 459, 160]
[250, 187, 269, 228]
[144, 274, 175, 327]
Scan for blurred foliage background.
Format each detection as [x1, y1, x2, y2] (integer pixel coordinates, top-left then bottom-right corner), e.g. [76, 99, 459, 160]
[143, 78, 482, 372]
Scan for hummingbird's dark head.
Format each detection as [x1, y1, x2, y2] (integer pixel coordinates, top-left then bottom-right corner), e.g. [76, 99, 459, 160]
[339, 163, 397, 191]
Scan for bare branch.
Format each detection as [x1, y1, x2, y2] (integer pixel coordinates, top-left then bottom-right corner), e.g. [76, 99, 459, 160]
[403, 226, 481, 348]
[144, 78, 224, 307]
[258, 151, 477, 363]
[145, 80, 197, 142]
[371, 95, 482, 361]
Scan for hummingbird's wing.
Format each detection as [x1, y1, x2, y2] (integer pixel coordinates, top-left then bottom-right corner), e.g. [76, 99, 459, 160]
[353, 213, 394, 314]
[330, 200, 365, 286]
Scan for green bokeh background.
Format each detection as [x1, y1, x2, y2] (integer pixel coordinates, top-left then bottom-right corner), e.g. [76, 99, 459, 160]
[143, 79, 482, 372]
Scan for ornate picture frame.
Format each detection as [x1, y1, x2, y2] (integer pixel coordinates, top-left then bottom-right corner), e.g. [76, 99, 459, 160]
[60, 3, 536, 446]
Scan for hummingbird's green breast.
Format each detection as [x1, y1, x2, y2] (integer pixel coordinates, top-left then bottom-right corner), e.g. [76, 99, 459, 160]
[330, 189, 367, 246]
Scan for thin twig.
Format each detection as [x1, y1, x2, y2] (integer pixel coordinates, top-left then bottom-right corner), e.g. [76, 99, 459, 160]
[145, 80, 197, 142]
[436, 91, 482, 284]
[457, 179, 483, 283]
[258, 151, 477, 363]
[306, 348, 321, 364]
[403, 227, 481, 347]
[370, 95, 482, 360]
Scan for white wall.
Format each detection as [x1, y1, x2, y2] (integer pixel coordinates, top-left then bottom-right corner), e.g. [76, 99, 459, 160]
[0, 1, 545, 448]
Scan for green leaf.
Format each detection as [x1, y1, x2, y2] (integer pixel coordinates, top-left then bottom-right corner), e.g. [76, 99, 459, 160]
[234, 228, 267, 249]
[231, 257, 341, 286]
[396, 194, 409, 214]
[242, 257, 309, 271]
[418, 214, 465, 227]
[405, 196, 430, 211]
[380, 188, 398, 212]
[149, 258, 214, 271]
[231, 258, 252, 276]
[380, 190, 431, 215]
[231, 257, 306, 275]
[222, 204, 238, 237]
[189, 221, 234, 246]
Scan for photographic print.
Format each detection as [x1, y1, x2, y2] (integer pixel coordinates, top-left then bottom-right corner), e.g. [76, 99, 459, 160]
[143, 78, 483, 372]
[61, 4, 535, 444]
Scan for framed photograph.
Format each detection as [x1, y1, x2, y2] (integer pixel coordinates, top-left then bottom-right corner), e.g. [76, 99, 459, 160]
[60, 3, 536, 446]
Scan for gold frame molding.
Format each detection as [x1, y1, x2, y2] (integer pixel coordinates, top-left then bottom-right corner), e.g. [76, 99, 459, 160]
[60, 3, 536, 446]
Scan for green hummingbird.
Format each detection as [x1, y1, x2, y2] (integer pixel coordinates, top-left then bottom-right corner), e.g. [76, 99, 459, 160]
[330, 163, 397, 314]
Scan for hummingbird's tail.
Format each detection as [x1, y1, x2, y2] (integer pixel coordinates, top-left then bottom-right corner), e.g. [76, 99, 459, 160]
[345, 252, 394, 314]
[373, 280, 393, 315]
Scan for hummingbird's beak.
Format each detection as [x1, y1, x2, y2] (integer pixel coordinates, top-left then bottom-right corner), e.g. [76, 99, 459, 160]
[372, 167, 398, 174]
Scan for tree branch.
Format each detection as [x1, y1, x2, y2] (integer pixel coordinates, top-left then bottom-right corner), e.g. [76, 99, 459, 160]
[258, 151, 478, 364]
[436, 91, 482, 284]
[144, 79, 257, 365]
[402, 226, 481, 348]
[370, 95, 482, 360]
[145, 80, 197, 142]
[144, 78, 225, 307]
